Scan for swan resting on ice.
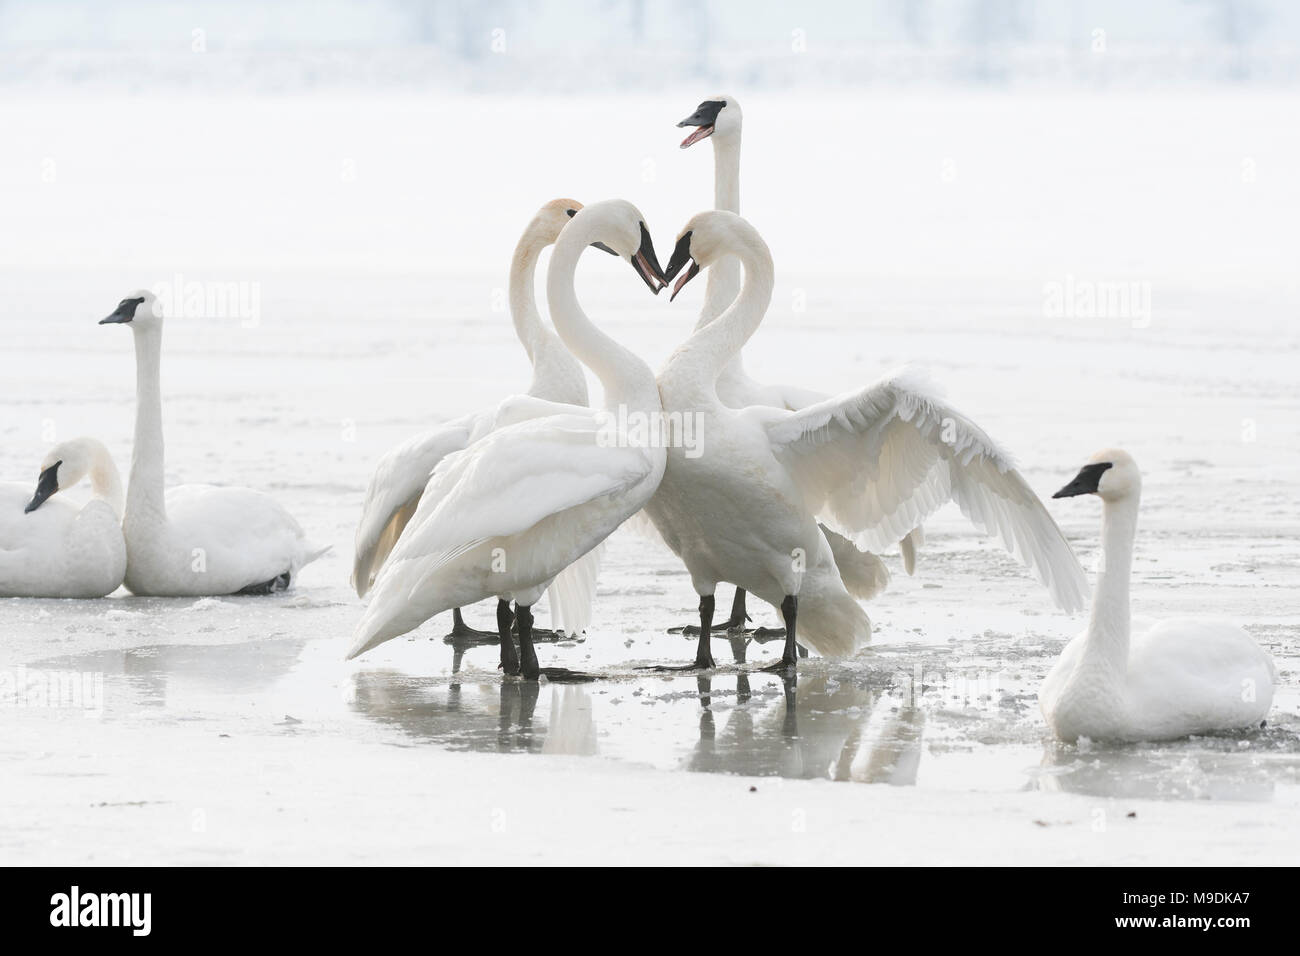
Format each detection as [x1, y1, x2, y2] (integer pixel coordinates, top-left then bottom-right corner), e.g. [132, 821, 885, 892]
[0, 437, 127, 598]
[1041, 448, 1276, 742]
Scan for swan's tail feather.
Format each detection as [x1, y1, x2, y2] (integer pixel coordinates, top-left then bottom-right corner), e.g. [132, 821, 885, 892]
[792, 577, 872, 659]
[545, 543, 604, 637]
[819, 524, 890, 601]
[899, 525, 924, 576]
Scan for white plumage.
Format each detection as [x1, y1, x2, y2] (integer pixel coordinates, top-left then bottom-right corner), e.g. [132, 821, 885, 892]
[647, 210, 1088, 669]
[1041, 449, 1275, 742]
[0, 437, 126, 599]
[100, 290, 326, 596]
[348, 199, 669, 677]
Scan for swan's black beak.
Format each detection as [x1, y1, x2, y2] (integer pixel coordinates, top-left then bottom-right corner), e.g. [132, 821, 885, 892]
[677, 100, 724, 149]
[99, 296, 143, 325]
[630, 222, 666, 294]
[24, 461, 60, 513]
[591, 241, 619, 256]
[1052, 462, 1113, 499]
[664, 232, 700, 302]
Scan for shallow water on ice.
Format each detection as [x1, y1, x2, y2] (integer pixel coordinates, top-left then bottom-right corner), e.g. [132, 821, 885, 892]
[1, 91, 1299, 862]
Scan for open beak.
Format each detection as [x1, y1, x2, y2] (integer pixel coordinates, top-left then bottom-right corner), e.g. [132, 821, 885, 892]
[629, 222, 666, 294]
[676, 100, 725, 149]
[1052, 462, 1113, 499]
[663, 231, 700, 302]
[24, 463, 59, 513]
[678, 123, 713, 149]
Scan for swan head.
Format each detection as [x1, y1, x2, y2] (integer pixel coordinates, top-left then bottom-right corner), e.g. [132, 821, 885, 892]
[1053, 448, 1141, 502]
[24, 437, 109, 513]
[663, 210, 759, 301]
[567, 199, 666, 294]
[99, 289, 161, 330]
[526, 199, 620, 258]
[676, 94, 741, 149]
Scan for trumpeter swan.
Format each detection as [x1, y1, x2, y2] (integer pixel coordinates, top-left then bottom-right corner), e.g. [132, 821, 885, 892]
[649, 211, 1088, 672]
[348, 200, 668, 679]
[0, 437, 127, 598]
[672, 94, 920, 635]
[352, 199, 608, 639]
[1041, 449, 1275, 742]
[99, 291, 326, 596]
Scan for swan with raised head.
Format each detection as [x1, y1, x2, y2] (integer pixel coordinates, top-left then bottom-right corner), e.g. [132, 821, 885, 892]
[348, 200, 668, 679]
[648, 211, 1088, 672]
[1041, 449, 1275, 742]
[352, 199, 607, 639]
[0, 437, 127, 598]
[99, 291, 326, 596]
[671, 95, 921, 636]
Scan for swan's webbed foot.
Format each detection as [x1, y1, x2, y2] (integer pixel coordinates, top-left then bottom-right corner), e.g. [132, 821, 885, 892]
[444, 606, 504, 647]
[668, 587, 752, 635]
[645, 594, 717, 671]
[750, 626, 786, 641]
[757, 595, 801, 674]
[538, 667, 599, 683]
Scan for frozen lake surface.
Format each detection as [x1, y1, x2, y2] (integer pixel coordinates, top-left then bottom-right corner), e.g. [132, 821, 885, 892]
[1, 90, 1298, 864]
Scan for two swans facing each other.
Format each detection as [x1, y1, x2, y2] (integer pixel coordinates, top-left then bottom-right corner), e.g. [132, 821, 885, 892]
[0, 438, 127, 598]
[99, 292, 327, 596]
[1041, 449, 1276, 742]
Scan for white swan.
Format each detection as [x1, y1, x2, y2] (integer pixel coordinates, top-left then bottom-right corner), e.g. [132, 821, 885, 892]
[648, 211, 1089, 671]
[347, 199, 668, 678]
[672, 95, 920, 635]
[352, 199, 606, 639]
[99, 291, 326, 596]
[1041, 449, 1275, 742]
[0, 437, 127, 598]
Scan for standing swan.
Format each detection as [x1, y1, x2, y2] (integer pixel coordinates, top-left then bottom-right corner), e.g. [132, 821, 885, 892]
[650, 211, 1088, 672]
[100, 291, 326, 596]
[352, 200, 606, 643]
[347, 200, 668, 679]
[1041, 449, 1275, 741]
[671, 95, 920, 636]
[0, 438, 126, 598]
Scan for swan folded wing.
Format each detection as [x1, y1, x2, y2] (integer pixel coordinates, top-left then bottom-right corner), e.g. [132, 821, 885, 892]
[761, 370, 1089, 613]
[165, 485, 310, 585]
[352, 421, 474, 596]
[382, 413, 657, 599]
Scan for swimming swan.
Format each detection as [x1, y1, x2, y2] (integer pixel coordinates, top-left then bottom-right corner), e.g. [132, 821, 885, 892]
[649, 211, 1088, 672]
[0, 437, 127, 598]
[348, 200, 668, 678]
[100, 291, 326, 596]
[1040, 449, 1276, 742]
[672, 94, 919, 634]
[352, 200, 606, 645]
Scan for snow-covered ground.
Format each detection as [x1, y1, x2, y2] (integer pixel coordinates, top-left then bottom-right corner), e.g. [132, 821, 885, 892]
[1, 90, 1298, 865]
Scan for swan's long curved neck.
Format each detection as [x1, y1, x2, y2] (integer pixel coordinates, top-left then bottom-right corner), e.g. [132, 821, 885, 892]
[697, 132, 743, 336]
[1081, 493, 1140, 673]
[125, 327, 168, 526]
[546, 225, 657, 412]
[90, 452, 126, 520]
[508, 227, 549, 362]
[664, 232, 774, 403]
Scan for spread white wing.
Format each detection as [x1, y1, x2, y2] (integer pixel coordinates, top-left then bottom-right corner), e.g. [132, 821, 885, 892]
[760, 368, 1089, 612]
